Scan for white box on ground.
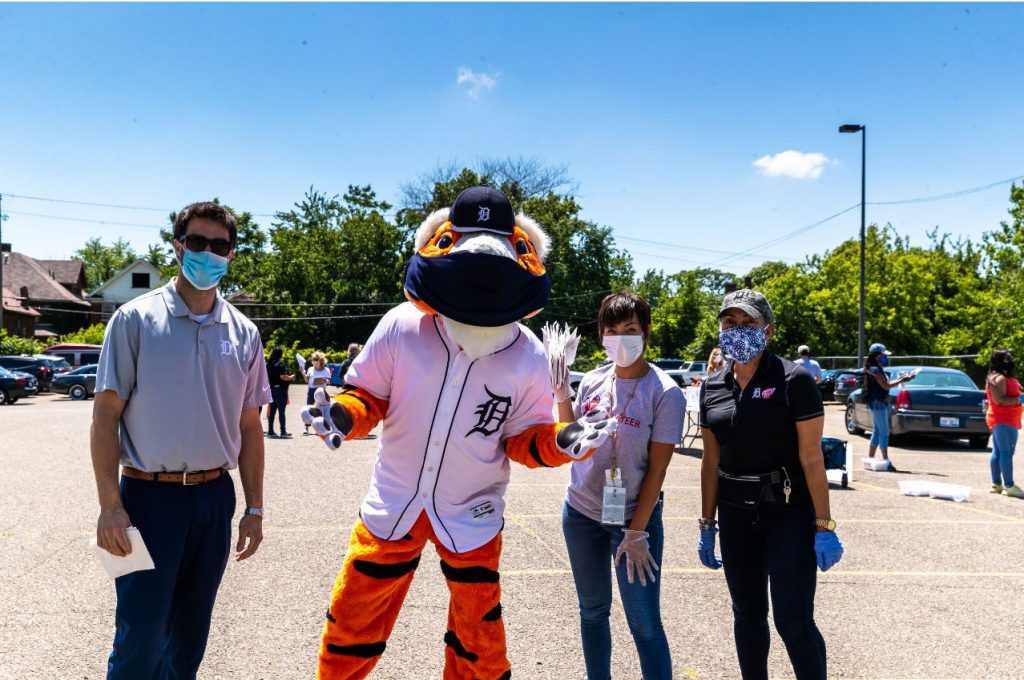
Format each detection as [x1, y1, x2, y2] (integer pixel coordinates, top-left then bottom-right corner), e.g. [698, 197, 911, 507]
[898, 480, 932, 497]
[927, 482, 971, 502]
[862, 457, 892, 471]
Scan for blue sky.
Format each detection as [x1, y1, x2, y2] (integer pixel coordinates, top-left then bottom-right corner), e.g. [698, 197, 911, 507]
[1, 2, 1022, 279]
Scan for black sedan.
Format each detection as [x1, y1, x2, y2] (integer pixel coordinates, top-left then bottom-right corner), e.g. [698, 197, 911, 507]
[51, 363, 98, 400]
[845, 366, 990, 448]
[0, 366, 38, 404]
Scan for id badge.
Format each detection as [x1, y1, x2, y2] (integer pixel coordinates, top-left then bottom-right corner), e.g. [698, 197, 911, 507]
[601, 468, 627, 525]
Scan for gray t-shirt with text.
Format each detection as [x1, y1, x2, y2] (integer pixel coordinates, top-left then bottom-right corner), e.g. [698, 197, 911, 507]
[566, 362, 685, 523]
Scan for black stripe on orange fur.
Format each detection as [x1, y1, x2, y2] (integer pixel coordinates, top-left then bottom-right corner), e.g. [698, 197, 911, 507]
[353, 556, 421, 579]
[527, 433, 552, 468]
[439, 560, 500, 584]
[482, 603, 503, 622]
[325, 641, 387, 658]
[325, 609, 336, 623]
[498, 671, 512, 680]
[443, 631, 479, 662]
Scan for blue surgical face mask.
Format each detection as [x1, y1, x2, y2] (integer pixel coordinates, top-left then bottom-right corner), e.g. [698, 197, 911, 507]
[180, 249, 229, 291]
[878, 355, 889, 366]
[719, 326, 768, 364]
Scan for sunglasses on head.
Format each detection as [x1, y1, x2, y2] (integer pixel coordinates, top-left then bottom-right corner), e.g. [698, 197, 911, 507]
[179, 234, 232, 257]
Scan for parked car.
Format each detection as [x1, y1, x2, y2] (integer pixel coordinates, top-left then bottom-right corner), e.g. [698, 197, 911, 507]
[819, 368, 856, 401]
[652, 359, 687, 371]
[0, 366, 38, 404]
[44, 343, 102, 369]
[0, 355, 70, 391]
[845, 366, 990, 448]
[51, 363, 99, 400]
[832, 369, 864, 402]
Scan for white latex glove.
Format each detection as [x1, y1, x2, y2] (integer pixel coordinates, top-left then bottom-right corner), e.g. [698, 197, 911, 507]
[615, 529, 659, 586]
[555, 406, 617, 459]
[299, 387, 350, 450]
[553, 367, 572, 403]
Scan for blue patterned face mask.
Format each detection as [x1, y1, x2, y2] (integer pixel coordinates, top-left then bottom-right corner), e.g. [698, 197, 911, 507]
[719, 326, 768, 364]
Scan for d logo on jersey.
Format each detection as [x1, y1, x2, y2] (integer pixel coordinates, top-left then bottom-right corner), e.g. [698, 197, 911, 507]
[467, 386, 512, 437]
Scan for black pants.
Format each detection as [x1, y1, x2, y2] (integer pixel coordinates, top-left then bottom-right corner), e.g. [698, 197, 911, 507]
[718, 500, 826, 680]
[267, 385, 289, 432]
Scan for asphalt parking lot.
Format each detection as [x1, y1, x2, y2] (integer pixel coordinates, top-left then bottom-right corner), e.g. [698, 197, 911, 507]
[2, 388, 1022, 679]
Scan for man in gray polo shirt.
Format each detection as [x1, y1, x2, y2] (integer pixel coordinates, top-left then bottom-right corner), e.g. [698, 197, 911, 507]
[91, 201, 271, 679]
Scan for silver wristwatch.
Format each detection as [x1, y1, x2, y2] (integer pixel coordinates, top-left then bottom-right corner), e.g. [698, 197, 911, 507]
[244, 507, 264, 517]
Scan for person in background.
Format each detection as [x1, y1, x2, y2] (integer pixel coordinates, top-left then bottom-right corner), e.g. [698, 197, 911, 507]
[556, 292, 685, 680]
[265, 347, 293, 438]
[863, 343, 915, 470]
[985, 349, 1024, 498]
[336, 342, 362, 384]
[91, 201, 269, 678]
[707, 346, 727, 376]
[795, 345, 823, 384]
[303, 351, 332, 436]
[698, 289, 842, 680]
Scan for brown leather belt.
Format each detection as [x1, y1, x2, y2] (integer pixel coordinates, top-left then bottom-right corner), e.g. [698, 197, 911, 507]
[122, 467, 224, 485]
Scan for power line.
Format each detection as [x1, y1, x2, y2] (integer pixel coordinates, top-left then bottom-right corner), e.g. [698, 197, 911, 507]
[869, 173, 1024, 206]
[708, 204, 860, 268]
[5, 210, 166, 230]
[2, 192, 277, 218]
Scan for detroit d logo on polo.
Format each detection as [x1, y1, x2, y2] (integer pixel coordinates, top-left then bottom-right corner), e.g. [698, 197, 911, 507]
[220, 340, 233, 356]
[467, 386, 512, 437]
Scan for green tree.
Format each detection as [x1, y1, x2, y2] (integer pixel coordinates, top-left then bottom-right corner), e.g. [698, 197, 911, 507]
[59, 323, 107, 345]
[260, 186, 404, 349]
[74, 237, 138, 291]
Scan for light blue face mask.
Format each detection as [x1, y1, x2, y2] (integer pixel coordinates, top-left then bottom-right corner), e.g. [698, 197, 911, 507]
[181, 249, 229, 290]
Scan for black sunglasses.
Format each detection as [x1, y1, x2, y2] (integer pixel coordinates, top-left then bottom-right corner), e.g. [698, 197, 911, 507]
[179, 234, 232, 257]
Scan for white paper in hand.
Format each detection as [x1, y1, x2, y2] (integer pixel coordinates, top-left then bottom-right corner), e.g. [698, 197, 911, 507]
[295, 352, 307, 375]
[91, 527, 155, 579]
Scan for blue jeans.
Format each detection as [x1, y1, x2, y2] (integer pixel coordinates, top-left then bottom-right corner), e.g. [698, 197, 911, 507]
[990, 424, 1018, 486]
[719, 501, 826, 680]
[561, 500, 672, 680]
[868, 401, 891, 450]
[107, 474, 235, 679]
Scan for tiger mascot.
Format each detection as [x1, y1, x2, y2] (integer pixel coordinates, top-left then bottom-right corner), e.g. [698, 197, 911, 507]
[302, 186, 617, 680]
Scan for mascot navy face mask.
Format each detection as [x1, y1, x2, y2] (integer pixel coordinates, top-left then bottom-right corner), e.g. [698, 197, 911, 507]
[719, 325, 768, 364]
[404, 250, 550, 327]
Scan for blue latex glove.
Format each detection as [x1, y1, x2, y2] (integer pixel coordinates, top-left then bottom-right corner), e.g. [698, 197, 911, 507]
[814, 530, 844, 572]
[698, 527, 722, 569]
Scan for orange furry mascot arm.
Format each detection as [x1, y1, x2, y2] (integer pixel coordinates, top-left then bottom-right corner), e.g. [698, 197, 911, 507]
[333, 387, 388, 440]
[504, 408, 618, 468]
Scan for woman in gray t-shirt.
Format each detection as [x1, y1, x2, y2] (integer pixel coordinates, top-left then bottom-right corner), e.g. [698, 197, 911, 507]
[555, 292, 685, 680]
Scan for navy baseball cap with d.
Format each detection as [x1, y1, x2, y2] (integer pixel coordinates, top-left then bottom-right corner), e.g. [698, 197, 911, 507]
[449, 186, 516, 236]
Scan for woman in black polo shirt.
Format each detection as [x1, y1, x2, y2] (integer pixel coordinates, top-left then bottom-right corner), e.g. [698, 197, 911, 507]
[697, 289, 844, 680]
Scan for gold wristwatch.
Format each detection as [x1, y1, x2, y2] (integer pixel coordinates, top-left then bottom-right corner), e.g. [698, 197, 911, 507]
[815, 518, 836, 532]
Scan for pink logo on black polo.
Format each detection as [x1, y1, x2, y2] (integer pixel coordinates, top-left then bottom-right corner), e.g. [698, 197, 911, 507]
[761, 387, 777, 399]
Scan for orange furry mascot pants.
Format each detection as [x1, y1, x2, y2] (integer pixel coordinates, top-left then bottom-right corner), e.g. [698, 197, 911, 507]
[318, 512, 509, 680]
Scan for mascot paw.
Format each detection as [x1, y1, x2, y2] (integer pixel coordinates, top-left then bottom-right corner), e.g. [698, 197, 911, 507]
[299, 388, 351, 451]
[556, 406, 618, 459]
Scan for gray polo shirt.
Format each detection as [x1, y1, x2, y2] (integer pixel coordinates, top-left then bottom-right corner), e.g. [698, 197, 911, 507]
[95, 279, 271, 472]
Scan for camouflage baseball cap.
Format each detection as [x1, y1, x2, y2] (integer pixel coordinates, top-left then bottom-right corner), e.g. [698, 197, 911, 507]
[718, 289, 773, 324]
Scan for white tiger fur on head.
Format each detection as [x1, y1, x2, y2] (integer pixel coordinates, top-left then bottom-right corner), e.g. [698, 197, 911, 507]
[414, 207, 550, 262]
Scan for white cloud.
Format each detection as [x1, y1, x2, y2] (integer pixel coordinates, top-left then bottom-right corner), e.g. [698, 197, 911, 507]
[457, 66, 497, 99]
[752, 150, 832, 179]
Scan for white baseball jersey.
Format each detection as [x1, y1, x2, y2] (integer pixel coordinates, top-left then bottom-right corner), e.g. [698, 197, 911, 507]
[346, 303, 554, 553]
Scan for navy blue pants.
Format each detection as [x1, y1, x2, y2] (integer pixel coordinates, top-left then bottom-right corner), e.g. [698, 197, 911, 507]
[107, 474, 235, 679]
[719, 501, 826, 680]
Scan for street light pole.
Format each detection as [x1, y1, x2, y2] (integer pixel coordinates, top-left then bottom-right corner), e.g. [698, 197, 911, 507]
[839, 124, 867, 367]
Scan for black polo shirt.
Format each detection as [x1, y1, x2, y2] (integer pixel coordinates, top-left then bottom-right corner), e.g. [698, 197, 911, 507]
[700, 352, 824, 479]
